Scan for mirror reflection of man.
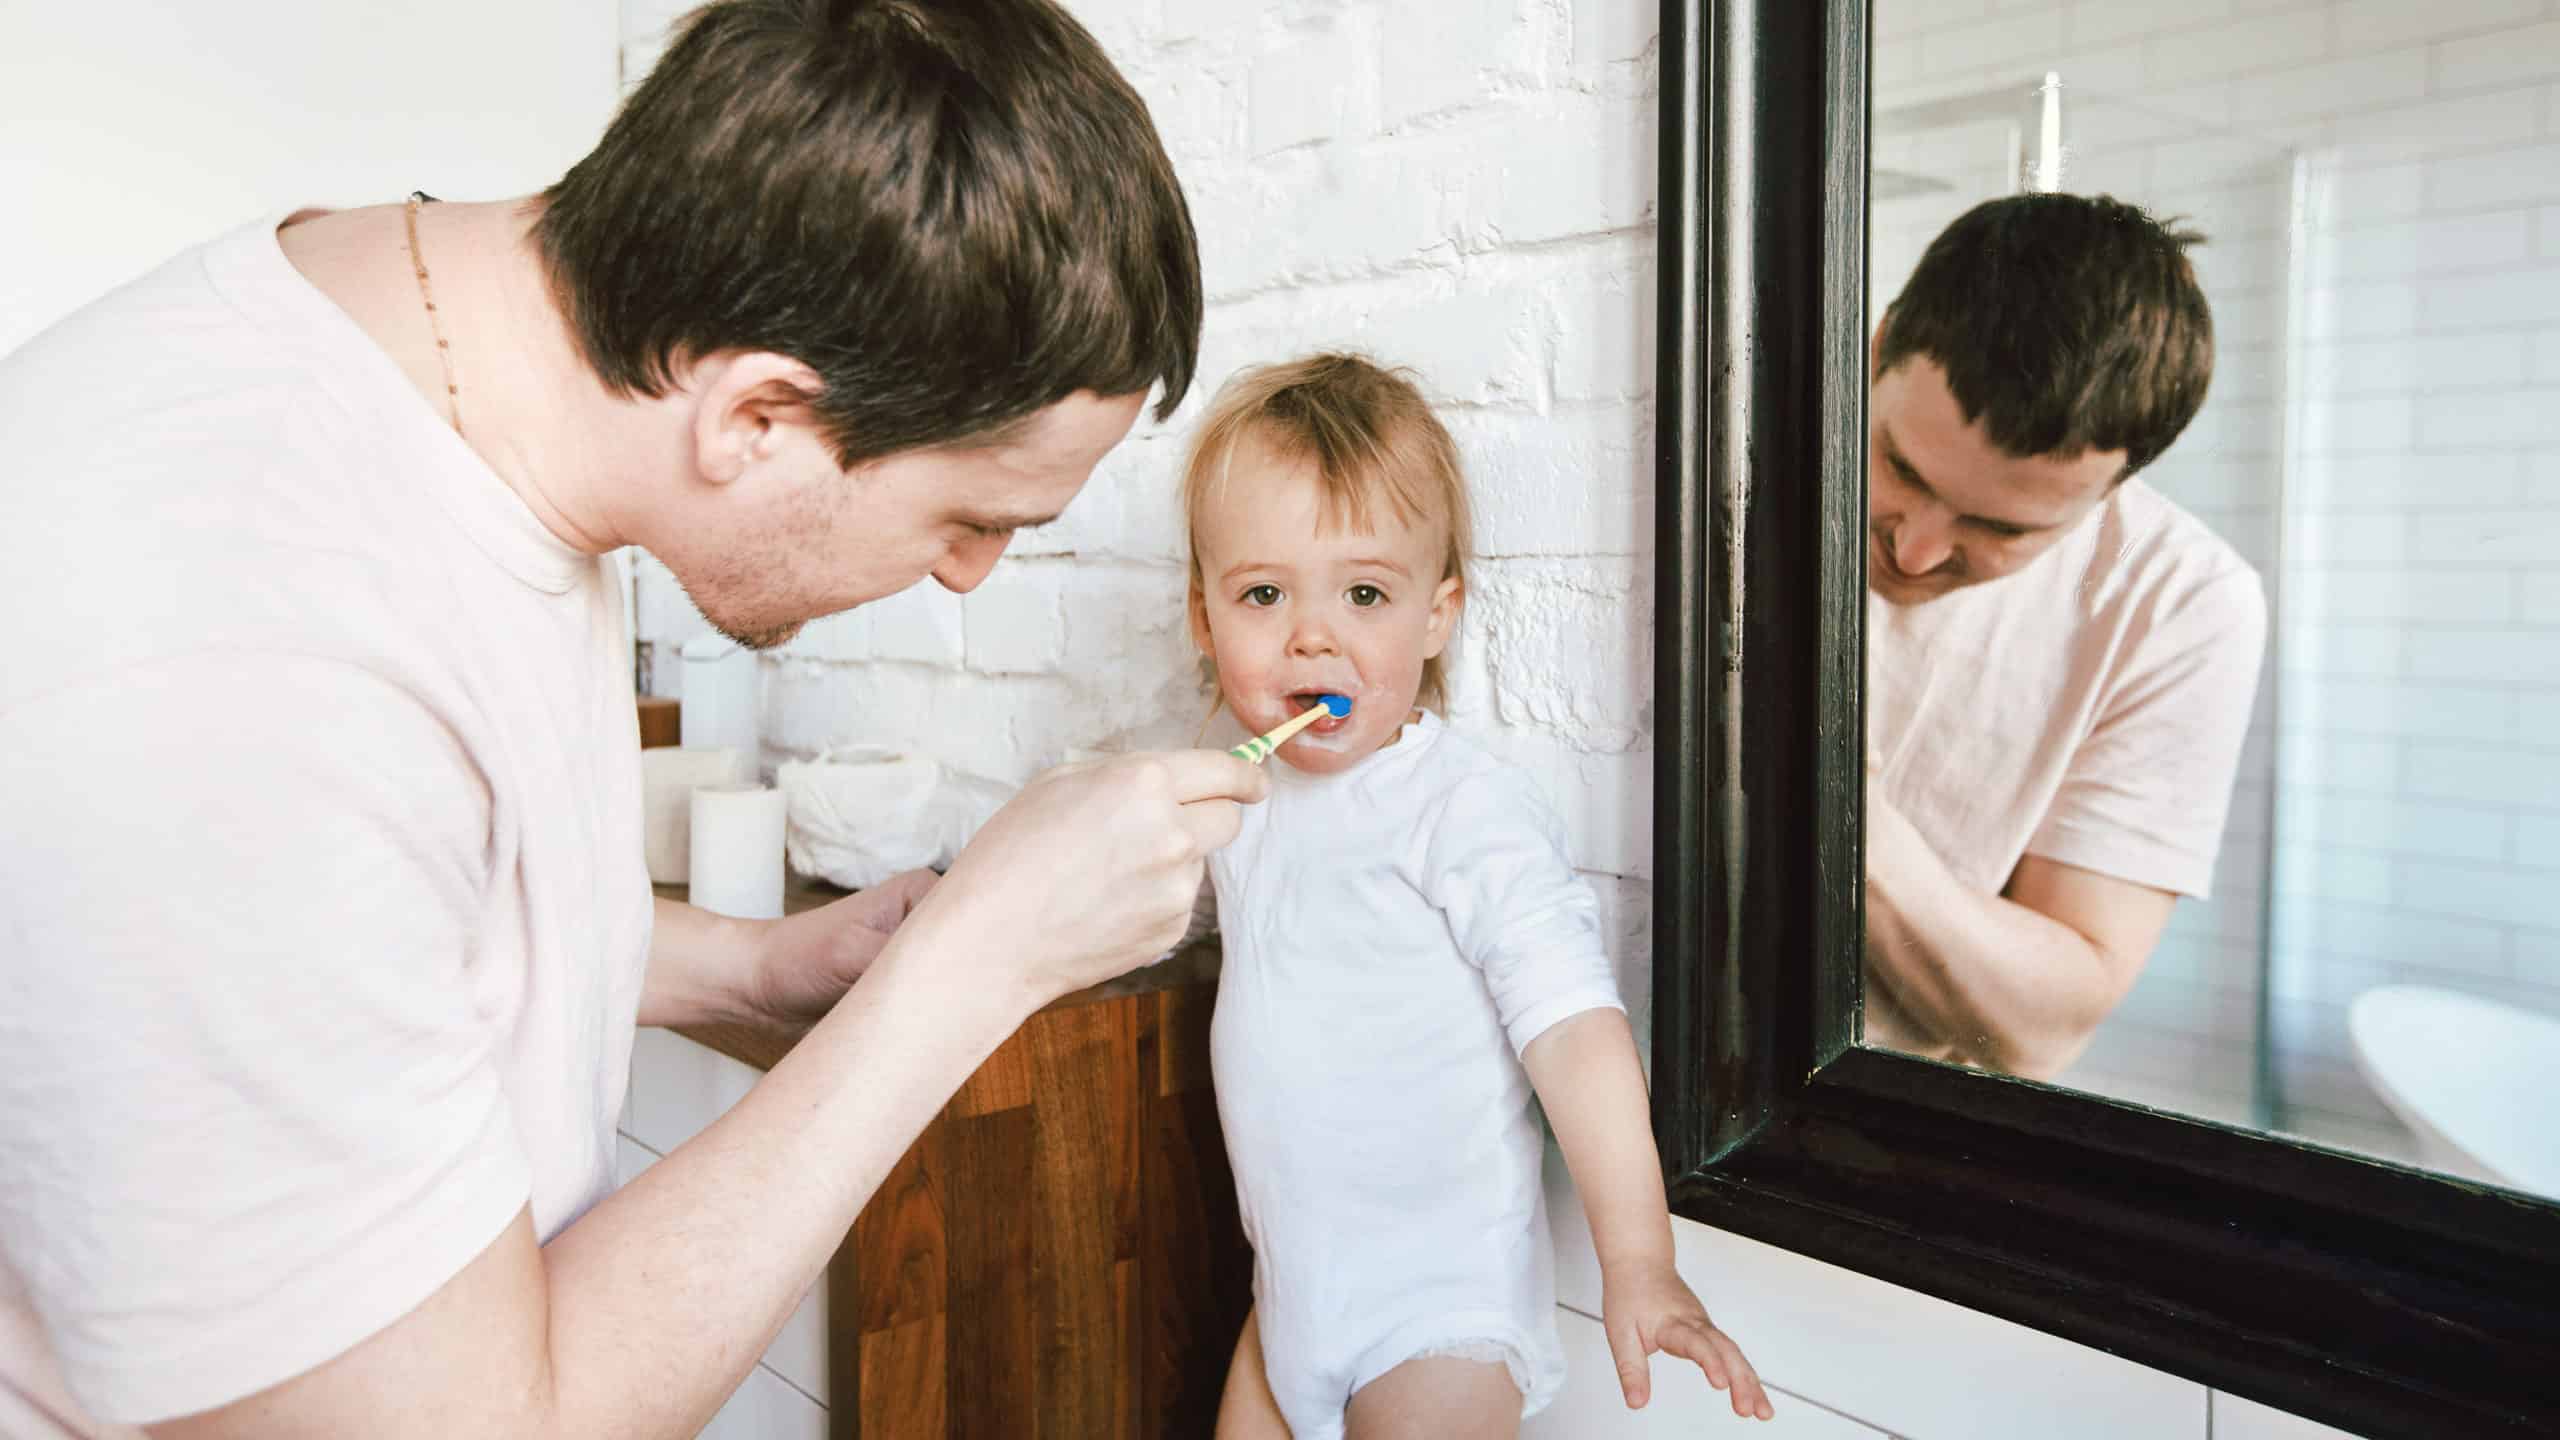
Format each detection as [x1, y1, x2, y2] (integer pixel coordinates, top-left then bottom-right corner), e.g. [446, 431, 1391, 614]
[1862, 194, 2268, 1081]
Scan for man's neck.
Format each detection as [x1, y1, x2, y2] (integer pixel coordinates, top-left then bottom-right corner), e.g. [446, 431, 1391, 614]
[279, 197, 672, 557]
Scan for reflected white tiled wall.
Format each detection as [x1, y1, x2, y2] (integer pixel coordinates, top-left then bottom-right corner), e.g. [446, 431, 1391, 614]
[1873, 0, 2560, 1161]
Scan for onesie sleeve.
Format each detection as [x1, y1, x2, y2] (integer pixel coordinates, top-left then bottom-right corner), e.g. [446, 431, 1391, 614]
[1418, 767, 1625, 1055]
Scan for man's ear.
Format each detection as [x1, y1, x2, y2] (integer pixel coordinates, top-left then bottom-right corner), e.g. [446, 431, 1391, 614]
[691, 351, 827, 487]
[1421, 573, 1465, 659]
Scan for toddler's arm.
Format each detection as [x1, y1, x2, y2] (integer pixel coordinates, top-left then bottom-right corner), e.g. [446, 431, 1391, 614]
[1525, 1011, 1774, 1422]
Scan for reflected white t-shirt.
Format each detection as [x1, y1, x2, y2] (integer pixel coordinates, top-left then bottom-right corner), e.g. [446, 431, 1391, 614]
[0, 215, 650, 1432]
[1867, 478, 2269, 900]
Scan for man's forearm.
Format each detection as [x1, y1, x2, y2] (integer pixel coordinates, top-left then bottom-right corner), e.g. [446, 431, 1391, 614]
[1863, 810, 2119, 1078]
[540, 914, 1026, 1437]
[153, 913, 1031, 1440]
[637, 894, 771, 1029]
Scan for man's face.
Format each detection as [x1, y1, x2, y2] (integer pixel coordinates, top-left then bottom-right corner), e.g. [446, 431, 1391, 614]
[659, 389, 1147, 649]
[1866, 357, 2125, 606]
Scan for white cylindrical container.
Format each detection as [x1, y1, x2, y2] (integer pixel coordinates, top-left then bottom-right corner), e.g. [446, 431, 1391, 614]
[679, 635, 760, 757]
[639, 746, 749, 885]
[688, 783, 787, 919]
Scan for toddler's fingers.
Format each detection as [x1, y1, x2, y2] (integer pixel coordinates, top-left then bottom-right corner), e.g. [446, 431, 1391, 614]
[1657, 1317, 1729, 1391]
[1604, 1315, 1651, 1409]
[1705, 1330, 1775, 1421]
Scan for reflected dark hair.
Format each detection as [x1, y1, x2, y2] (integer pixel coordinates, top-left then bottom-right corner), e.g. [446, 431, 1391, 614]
[1876, 193, 2213, 478]
[532, 0, 1200, 466]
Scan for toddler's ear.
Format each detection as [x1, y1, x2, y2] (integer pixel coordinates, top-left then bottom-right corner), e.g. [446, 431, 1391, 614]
[1187, 580, 1215, 656]
[1422, 574, 1465, 659]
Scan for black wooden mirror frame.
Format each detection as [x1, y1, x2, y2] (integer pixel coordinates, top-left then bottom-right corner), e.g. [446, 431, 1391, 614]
[1648, 2, 2560, 1434]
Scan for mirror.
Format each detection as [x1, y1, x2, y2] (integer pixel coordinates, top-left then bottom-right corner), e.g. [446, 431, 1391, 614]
[1860, 0, 2560, 1200]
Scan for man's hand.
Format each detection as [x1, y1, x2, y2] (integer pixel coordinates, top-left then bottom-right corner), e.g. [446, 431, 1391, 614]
[900, 750, 1266, 1011]
[747, 868, 940, 1025]
[1600, 1258, 1774, 1420]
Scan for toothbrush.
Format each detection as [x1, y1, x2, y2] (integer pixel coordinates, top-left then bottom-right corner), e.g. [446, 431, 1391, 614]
[1229, 695, 1351, 764]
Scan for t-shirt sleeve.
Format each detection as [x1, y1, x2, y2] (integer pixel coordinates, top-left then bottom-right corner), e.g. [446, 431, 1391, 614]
[0, 654, 531, 1425]
[1418, 768, 1625, 1055]
[2026, 569, 2270, 898]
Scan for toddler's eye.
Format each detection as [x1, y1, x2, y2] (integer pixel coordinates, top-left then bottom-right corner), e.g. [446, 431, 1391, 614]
[1242, 584, 1282, 607]
[1347, 584, 1386, 607]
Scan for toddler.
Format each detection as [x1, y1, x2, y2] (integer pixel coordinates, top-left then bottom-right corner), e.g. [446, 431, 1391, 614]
[1184, 354, 1773, 1438]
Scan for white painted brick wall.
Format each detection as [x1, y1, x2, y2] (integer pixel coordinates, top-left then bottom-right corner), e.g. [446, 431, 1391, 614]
[1875, 0, 2560, 1167]
[630, 0, 1666, 867]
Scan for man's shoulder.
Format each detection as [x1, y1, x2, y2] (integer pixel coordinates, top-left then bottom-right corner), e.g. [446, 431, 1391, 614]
[3, 227, 351, 440]
[2105, 480, 2260, 589]
[2085, 480, 2268, 636]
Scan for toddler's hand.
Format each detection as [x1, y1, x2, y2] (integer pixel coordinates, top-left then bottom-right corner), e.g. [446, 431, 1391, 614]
[1600, 1258, 1773, 1421]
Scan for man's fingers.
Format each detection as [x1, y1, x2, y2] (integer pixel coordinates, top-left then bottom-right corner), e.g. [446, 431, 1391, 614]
[1145, 748, 1270, 805]
[882, 867, 939, 912]
[1175, 796, 1245, 856]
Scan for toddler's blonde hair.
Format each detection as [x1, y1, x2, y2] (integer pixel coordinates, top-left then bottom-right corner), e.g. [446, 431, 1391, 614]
[1181, 353, 1474, 709]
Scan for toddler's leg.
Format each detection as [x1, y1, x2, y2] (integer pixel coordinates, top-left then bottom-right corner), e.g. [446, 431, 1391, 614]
[1214, 1305, 1293, 1440]
[1344, 1353, 1521, 1440]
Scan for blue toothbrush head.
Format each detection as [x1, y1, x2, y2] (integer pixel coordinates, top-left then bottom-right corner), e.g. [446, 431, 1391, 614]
[1318, 694, 1350, 717]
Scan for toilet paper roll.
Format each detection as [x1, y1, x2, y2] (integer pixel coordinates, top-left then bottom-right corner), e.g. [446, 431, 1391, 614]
[641, 746, 749, 885]
[679, 636, 761, 756]
[689, 783, 787, 920]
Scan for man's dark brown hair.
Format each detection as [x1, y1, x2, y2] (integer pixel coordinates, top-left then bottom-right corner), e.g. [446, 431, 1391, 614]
[533, 0, 1200, 467]
[1875, 193, 2213, 479]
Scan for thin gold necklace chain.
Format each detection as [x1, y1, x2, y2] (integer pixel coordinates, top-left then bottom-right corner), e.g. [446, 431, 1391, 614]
[403, 191, 465, 439]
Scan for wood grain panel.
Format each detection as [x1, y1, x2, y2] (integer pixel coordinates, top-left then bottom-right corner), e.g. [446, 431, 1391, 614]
[1157, 982, 1216, 1097]
[856, 1314, 945, 1438]
[849, 1122, 945, 1333]
[942, 1103, 1038, 1435]
[1024, 1004, 1132, 1437]
[662, 907, 1249, 1438]
[950, 1031, 1033, 1118]
[1140, 989, 1254, 1437]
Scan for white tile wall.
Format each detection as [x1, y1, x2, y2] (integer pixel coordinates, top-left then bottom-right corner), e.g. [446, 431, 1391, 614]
[612, 0, 2488, 1433]
[1541, 1154, 2228, 1440]
[1526, 1312, 1892, 1438]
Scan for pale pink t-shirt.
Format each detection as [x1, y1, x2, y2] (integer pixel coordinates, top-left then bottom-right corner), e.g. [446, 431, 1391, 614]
[1867, 478, 2268, 901]
[0, 215, 651, 1432]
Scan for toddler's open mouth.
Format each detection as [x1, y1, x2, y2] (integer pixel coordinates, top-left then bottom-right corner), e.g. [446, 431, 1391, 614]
[1286, 690, 1353, 736]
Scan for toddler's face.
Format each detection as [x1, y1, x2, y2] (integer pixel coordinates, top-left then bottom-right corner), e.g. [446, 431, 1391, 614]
[1188, 444, 1461, 776]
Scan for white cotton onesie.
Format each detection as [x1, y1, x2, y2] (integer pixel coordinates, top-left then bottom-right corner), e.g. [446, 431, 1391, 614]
[1206, 710, 1624, 1438]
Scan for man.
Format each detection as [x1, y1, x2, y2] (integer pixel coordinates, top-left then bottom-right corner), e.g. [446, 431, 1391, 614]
[0, 3, 1265, 1436]
[1860, 194, 2268, 1082]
